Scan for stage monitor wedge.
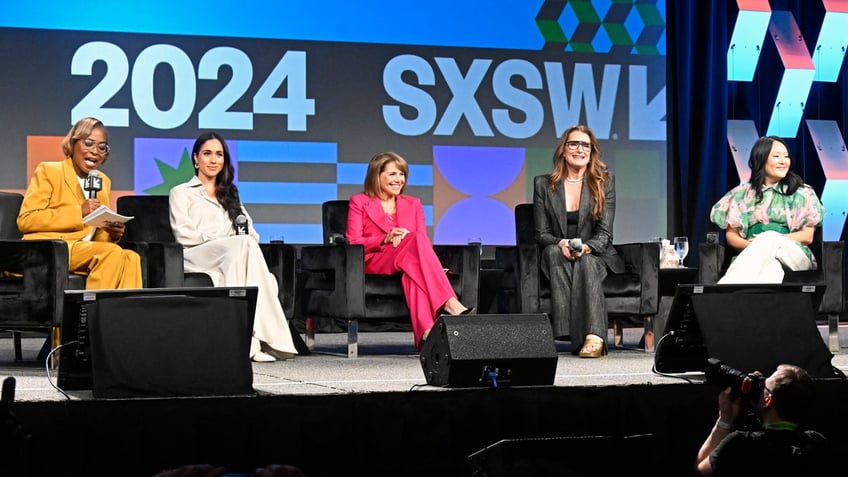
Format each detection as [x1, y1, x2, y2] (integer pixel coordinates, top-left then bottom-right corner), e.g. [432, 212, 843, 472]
[58, 287, 258, 398]
[420, 314, 557, 388]
[654, 283, 837, 378]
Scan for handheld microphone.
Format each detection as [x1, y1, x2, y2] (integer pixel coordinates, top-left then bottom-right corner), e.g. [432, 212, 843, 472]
[83, 170, 102, 199]
[235, 214, 248, 235]
[568, 238, 583, 253]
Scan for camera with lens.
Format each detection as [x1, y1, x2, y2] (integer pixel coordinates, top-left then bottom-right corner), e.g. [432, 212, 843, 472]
[704, 358, 765, 400]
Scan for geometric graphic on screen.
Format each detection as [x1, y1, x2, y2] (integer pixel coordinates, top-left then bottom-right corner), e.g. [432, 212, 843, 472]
[536, 0, 666, 55]
[764, 11, 815, 138]
[432, 145, 525, 245]
[727, 4, 830, 137]
[134, 138, 338, 244]
[727, 1, 848, 240]
[726, 119, 759, 183]
[134, 138, 207, 195]
[806, 120, 848, 241]
[727, 1, 770, 82]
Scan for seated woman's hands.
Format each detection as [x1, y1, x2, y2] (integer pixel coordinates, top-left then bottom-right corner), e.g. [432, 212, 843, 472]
[559, 240, 586, 261]
[102, 221, 126, 242]
[384, 227, 410, 247]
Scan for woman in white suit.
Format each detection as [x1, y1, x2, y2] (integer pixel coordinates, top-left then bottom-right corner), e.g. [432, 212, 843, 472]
[169, 132, 297, 362]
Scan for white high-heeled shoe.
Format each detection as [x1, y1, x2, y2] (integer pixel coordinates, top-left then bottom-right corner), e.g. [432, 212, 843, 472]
[251, 351, 276, 362]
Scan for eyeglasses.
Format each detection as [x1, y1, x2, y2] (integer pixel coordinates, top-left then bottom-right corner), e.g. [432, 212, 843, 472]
[565, 141, 592, 151]
[81, 138, 110, 155]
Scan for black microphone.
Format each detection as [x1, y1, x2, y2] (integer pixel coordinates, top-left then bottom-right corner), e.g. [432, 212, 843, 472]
[568, 238, 583, 253]
[83, 170, 102, 199]
[235, 214, 248, 235]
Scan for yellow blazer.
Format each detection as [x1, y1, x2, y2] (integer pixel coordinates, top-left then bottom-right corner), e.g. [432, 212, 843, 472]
[17, 158, 115, 243]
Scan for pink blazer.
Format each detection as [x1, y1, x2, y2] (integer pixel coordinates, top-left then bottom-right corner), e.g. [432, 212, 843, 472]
[345, 193, 427, 270]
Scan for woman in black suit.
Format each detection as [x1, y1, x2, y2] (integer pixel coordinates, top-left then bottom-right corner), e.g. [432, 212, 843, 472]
[533, 125, 623, 358]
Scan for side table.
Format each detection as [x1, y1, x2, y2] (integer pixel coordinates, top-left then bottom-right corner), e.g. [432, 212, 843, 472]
[643, 267, 699, 351]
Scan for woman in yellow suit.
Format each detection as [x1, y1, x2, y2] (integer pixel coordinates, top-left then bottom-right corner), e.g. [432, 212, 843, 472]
[17, 117, 142, 289]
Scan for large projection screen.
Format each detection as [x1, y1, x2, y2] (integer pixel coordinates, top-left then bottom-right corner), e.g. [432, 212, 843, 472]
[0, 1, 666, 245]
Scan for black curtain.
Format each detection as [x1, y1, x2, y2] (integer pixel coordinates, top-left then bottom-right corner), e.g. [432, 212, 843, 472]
[668, 1, 731, 265]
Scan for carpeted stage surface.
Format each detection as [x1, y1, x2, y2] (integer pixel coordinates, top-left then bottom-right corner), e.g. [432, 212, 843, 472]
[2, 329, 848, 476]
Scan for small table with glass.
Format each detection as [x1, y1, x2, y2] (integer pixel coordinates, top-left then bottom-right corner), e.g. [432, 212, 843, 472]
[643, 236, 697, 351]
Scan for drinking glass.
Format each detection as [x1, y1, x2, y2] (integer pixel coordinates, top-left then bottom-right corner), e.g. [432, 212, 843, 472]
[673, 236, 689, 267]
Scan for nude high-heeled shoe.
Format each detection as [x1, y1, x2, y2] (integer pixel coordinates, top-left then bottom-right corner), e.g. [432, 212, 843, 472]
[578, 335, 607, 358]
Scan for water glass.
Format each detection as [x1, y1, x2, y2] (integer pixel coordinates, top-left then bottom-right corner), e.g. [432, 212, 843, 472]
[673, 236, 689, 267]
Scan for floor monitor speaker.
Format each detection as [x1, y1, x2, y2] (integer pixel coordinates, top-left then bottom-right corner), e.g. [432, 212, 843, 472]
[654, 284, 836, 378]
[419, 313, 557, 388]
[59, 287, 258, 398]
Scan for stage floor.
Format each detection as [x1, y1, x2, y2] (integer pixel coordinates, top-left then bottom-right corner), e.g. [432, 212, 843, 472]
[3, 325, 848, 402]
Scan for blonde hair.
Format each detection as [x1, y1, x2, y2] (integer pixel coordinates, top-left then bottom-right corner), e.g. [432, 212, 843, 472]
[61, 117, 109, 163]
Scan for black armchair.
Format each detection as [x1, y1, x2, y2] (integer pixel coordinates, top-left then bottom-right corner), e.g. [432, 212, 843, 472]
[116, 195, 299, 322]
[298, 199, 480, 357]
[0, 192, 148, 362]
[496, 203, 660, 349]
[698, 228, 844, 352]
[117, 195, 212, 288]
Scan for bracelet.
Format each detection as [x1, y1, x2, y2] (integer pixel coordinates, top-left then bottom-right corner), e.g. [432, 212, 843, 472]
[715, 418, 734, 431]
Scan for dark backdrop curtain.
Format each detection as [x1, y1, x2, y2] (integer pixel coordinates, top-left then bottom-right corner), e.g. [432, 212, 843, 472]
[668, 1, 731, 266]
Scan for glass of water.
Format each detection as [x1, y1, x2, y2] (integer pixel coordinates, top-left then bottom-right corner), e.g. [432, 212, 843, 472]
[673, 236, 689, 267]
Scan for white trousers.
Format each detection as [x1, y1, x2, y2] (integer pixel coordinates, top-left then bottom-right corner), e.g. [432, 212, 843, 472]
[183, 235, 298, 356]
[718, 230, 813, 284]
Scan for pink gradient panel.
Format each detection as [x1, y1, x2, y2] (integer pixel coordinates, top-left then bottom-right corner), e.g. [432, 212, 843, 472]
[769, 11, 814, 69]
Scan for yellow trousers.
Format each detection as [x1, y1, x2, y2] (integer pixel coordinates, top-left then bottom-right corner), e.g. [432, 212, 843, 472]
[69, 241, 142, 289]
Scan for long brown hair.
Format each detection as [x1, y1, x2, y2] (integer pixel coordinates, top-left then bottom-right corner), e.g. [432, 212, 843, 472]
[363, 152, 409, 198]
[548, 125, 609, 218]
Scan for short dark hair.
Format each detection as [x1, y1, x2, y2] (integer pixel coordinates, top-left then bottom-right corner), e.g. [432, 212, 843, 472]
[770, 364, 815, 423]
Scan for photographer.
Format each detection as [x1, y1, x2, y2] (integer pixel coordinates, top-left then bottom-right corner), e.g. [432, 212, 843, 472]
[694, 363, 831, 476]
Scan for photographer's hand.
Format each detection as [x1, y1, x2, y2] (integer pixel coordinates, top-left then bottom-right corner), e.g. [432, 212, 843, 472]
[696, 387, 743, 475]
[717, 386, 742, 424]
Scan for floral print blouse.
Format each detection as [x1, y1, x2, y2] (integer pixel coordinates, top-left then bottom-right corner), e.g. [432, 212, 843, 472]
[710, 182, 824, 263]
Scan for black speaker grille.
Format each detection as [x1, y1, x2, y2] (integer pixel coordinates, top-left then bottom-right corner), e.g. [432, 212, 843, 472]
[420, 314, 558, 388]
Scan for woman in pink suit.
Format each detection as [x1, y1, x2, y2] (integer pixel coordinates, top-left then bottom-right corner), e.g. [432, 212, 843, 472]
[345, 152, 473, 349]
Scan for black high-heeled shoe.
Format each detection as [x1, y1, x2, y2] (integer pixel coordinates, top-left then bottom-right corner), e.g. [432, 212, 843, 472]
[459, 307, 475, 315]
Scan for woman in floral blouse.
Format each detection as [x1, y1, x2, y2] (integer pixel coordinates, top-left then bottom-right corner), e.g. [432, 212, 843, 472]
[710, 136, 824, 284]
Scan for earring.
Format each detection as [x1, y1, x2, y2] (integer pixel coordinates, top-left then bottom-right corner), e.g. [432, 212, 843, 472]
[193, 162, 198, 169]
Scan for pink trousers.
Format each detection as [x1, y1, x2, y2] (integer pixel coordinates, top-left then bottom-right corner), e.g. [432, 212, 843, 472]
[364, 231, 456, 348]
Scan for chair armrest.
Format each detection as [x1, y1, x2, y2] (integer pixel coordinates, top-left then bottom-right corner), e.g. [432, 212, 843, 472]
[434, 245, 480, 310]
[515, 243, 541, 313]
[260, 242, 298, 319]
[0, 239, 69, 327]
[118, 241, 149, 288]
[818, 240, 844, 314]
[299, 244, 366, 319]
[613, 242, 660, 315]
[698, 242, 726, 284]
